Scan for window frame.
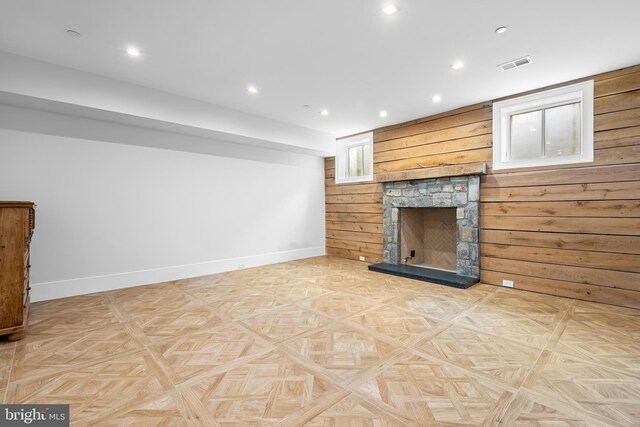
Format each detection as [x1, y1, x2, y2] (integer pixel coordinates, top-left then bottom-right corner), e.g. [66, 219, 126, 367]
[335, 132, 374, 184]
[492, 80, 594, 170]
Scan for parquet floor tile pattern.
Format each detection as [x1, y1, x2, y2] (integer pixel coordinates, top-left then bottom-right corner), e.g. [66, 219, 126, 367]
[2, 256, 639, 426]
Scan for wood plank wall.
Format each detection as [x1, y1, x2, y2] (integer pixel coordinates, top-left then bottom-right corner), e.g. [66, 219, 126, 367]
[325, 64, 640, 308]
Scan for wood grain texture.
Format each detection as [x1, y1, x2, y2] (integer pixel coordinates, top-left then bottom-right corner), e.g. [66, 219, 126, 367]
[374, 106, 492, 143]
[481, 243, 640, 273]
[480, 229, 640, 254]
[481, 163, 640, 186]
[480, 270, 639, 307]
[481, 256, 640, 291]
[325, 221, 382, 233]
[325, 212, 382, 223]
[0, 202, 35, 340]
[595, 125, 640, 149]
[326, 193, 383, 204]
[482, 215, 640, 235]
[376, 162, 486, 183]
[480, 200, 640, 217]
[481, 181, 640, 201]
[374, 147, 491, 173]
[374, 133, 492, 163]
[325, 64, 640, 307]
[376, 119, 493, 153]
[594, 70, 640, 97]
[325, 183, 382, 195]
[4, 257, 639, 425]
[594, 90, 640, 114]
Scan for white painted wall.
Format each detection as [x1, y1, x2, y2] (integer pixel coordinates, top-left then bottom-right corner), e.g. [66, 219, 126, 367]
[0, 104, 326, 301]
[0, 51, 335, 155]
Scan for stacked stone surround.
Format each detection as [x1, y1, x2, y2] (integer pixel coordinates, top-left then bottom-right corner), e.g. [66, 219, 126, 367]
[382, 175, 480, 278]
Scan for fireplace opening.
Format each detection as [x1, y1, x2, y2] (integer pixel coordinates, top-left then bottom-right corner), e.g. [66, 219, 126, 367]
[400, 207, 457, 272]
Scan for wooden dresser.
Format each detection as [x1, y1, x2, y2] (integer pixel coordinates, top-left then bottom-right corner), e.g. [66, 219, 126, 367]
[0, 202, 35, 341]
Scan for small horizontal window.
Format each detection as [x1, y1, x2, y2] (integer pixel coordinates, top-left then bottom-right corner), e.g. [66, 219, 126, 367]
[493, 81, 594, 170]
[335, 132, 373, 184]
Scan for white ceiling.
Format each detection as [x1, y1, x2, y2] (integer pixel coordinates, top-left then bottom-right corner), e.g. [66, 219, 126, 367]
[1, 0, 639, 138]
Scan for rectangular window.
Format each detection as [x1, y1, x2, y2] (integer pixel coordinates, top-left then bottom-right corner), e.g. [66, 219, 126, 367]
[493, 81, 593, 170]
[336, 132, 373, 184]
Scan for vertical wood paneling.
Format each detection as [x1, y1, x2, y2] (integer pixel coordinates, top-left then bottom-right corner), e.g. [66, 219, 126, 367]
[325, 64, 640, 308]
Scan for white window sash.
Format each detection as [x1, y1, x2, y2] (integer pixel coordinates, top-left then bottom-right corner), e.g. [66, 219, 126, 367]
[335, 132, 374, 184]
[493, 81, 594, 170]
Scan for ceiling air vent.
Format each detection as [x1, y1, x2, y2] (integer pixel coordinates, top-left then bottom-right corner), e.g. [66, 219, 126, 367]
[498, 56, 532, 71]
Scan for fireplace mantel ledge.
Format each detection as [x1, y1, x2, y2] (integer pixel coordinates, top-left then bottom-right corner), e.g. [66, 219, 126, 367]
[375, 162, 487, 183]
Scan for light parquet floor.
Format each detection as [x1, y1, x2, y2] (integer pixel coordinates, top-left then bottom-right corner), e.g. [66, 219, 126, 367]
[2, 256, 639, 426]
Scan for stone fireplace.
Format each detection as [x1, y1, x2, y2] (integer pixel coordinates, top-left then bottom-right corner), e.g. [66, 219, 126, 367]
[369, 175, 480, 288]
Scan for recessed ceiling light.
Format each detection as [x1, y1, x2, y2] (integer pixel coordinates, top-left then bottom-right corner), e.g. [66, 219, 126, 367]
[66, 29, 81, 37]
[247, 85, 259, 94]
[432, 95, 442, 103]
[382, 3, 399, 16]
[530, 128, 537, 132]
[451, 61, 464, 70]
[320, 109, 329, 116]
[495, 26, 508, 34]
[126, 47, 141, 57]
[379, 110, 388, 118]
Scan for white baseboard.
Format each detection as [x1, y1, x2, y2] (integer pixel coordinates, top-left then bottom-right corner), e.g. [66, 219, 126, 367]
[30, 246, 326, 302]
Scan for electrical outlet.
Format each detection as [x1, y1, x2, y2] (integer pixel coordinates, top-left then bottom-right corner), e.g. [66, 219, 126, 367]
[502, 279, 514, 288]
[359, 256, 365, 261]
[238, 264, 245, 269]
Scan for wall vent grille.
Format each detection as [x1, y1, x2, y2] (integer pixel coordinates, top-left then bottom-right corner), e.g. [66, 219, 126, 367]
[498, 56, 532, 71]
